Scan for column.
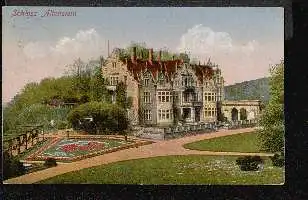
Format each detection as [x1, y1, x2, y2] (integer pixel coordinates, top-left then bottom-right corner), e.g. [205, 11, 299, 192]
[191, 107, 195, 122]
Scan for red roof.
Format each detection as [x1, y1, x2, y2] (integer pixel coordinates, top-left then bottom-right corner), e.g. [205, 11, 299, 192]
[124, 58, 214, 82]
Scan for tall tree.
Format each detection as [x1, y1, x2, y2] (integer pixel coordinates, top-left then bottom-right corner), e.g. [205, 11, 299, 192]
[258, 59, 284, 153]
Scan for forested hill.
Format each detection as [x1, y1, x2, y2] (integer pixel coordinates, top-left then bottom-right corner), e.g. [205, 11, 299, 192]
[224, 77, 270, 103]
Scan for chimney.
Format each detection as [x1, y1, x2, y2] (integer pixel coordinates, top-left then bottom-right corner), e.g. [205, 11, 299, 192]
[149, 48, 153, 61]
[172, 55, 175, 61]
[131, 47, 136, 63]
[158, 50, 162, 61]
[199, 61, 201, 65]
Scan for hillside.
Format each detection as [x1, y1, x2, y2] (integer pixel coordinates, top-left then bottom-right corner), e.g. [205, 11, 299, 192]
[224, 77, 270, 103]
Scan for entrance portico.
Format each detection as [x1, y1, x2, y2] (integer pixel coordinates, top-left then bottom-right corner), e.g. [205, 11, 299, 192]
[221, 100, 261, 122]
[181, 106, 201, 123]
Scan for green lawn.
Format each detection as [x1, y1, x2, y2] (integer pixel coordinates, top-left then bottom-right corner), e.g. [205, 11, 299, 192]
[183, 132, 263, 153]
[37, 155, 284, 184]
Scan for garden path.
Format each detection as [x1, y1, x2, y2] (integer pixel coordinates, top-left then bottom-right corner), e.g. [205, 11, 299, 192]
[4, 127, 274, 184]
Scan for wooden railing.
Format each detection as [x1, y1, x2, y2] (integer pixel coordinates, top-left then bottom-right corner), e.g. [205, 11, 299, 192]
[3, 130, 46, 157]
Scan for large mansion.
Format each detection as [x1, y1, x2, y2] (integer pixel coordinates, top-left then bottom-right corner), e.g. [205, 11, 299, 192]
[102, 47, 260, 127]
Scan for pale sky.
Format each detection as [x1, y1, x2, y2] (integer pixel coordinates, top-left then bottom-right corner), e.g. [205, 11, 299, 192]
[2, 7, 284, 103]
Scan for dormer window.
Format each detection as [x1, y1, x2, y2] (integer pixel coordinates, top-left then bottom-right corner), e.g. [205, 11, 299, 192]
[159, 79, 165, 85]
[158, 73, 165, 85]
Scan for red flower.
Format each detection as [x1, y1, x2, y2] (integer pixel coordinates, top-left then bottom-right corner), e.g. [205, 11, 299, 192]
[61, 144, 78, 152]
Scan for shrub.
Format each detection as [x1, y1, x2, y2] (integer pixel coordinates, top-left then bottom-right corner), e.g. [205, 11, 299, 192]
[56, 120, 68, 130]
[236, 156, 264, 171]
[3, 151, 26, 180]
[67, 101, 129, 135]
[44, 158, 57, 167]
[270, 153, 285, 167]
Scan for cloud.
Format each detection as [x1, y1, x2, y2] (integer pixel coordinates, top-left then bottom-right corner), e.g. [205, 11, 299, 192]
[23, 28, 105, 61]
[50, 28, 103, 60]
[176, 24, 282, 86]
[177, 24, 258, 58]
[23, 42, 51, 59]
[3, 28, 107, 103]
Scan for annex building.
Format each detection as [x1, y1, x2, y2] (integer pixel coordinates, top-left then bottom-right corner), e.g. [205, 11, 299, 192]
[101, 47, 260, 127]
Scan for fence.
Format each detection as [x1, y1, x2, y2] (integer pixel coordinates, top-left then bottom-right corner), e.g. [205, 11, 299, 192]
[163, 119, 258, 140]
[3, 130, 47, 157]
[227, 119, 258, 130]
[163, 123, 217, 140]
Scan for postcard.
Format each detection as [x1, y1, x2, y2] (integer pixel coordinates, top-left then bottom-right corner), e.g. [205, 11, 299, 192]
[3, 7, 284, 185]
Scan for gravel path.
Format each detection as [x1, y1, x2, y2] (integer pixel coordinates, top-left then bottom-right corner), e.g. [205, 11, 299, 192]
[4, 127, 273, 184]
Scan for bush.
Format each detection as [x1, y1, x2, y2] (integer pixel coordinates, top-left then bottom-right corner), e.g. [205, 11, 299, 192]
[270, 153, 285, 167]
[56, 120, 68, 130]
[3, 151, 26, 180]
[67, 101, 129, 134]
[236, 156, 264, 171]
[44, 158, 57, 167]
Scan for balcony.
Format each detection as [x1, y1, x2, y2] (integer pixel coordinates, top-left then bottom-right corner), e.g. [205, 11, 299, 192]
[192, 100, 202, 107]
[183, 85, 195, 92]
[106, 85, 117, 91]
[181, 99, 202, 107]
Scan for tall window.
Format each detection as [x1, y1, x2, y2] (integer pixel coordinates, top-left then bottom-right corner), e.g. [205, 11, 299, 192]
[110, 76, 119, 85]
[183, 92, 189, 102]
[195, 93, 199, 101]
[204, 92, 216, 102]
[144, 92, 151, 103]
[144, 78, 149, 86]
[144, 110, 152, 121]
[158, 91, 171, 103]
[112, 62, 116, 69]
[174, 92, 179, 103]
[158, 109, 173, 120]
[204, 107, 216, 117]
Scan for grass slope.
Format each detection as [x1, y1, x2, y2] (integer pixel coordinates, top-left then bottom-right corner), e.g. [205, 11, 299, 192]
[183, 132, 263, 153]
[37, 155, 284, 184]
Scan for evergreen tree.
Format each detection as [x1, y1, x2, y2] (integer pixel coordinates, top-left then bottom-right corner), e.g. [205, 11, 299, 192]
[258, 59, 284, 153]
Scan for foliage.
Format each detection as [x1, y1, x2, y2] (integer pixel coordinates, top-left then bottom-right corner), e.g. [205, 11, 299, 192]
[258, 60, 284, 153]
[115, 81, 132, 109]
[44, 158, 57, 167]
[236, 156, 264, 171]
[3, 151, 26, 180]
[56, 120, 69, 130]
[224, 77, 270, 104]
[67, 102, 129, 134]
[4, 104, 71, 138]
[115, 42, 190, 62]
[270, 153, 285, 167]
[90, 66, 111, 102]
[3, 57, 111, 139]
[38, 155, 284, 184]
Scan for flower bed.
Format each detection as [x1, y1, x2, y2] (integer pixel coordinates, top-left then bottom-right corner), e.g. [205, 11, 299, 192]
[25, 137, 153, 162]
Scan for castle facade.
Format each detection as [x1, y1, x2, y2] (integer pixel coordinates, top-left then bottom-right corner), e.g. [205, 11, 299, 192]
[102, 47, 224, 127]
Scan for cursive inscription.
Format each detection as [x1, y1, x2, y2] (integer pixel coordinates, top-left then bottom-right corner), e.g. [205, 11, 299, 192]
[11, 9, 77, 18]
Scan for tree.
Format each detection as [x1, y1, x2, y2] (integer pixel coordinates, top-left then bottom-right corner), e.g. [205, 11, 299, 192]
[114, 42, 190, 62]
[258, 59, 284, 153]
[67, 102, 129, 134]
[116, 81, 132, 109]
[3, 151, 26, 180]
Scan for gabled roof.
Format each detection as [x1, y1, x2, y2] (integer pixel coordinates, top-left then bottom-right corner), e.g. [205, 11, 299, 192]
[124, 58, 183, 82]
[120, 58, 215, 83]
